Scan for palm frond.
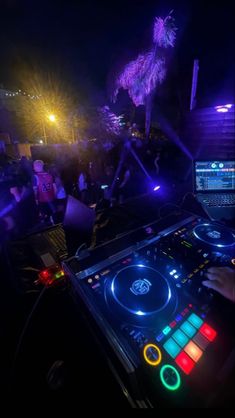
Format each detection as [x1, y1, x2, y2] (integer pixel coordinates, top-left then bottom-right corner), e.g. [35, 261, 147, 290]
[153, 13, 177, 48]
[113, 51, 166, 106]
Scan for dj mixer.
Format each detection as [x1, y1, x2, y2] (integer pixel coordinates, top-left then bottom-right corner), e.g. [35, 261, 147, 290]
[63, 211, 235, 407]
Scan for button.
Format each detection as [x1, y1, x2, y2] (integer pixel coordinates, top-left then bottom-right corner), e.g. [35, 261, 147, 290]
[91, 283, 100, 289]
[143, 344, 162, 366]
[162, 326, 171, 335]
[175, 352, 195, 375]
[169, 321, 177, 328]
[199, 323, 217, 342]
[193, 332, 210, 350]
[160, 364, 181, 391]
[172, 329, 189, 347]
[184, 341, 203, 362]
[175, 314, 183, 322]
[188, 313, 203, 329]
[163, 338, 181, 359]
[156, 332, 164, 342]
[180, 321, 197, 338]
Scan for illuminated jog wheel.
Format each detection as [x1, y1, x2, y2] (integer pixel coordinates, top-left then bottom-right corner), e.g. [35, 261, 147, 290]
[105, 265, 178, 327]
[193, 224, 235, 247]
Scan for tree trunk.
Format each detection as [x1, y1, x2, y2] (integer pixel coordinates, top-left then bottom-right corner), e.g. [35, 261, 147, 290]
[145, 94, 152, 140]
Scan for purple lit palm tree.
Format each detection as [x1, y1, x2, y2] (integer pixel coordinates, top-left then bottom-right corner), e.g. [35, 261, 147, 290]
[112, 13, 177, 139]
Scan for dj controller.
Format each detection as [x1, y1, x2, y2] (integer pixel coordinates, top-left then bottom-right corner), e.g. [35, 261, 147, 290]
[63, 211, 235, 407]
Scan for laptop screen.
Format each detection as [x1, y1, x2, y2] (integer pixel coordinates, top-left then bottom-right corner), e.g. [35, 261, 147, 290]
[194, 160, 235, 192]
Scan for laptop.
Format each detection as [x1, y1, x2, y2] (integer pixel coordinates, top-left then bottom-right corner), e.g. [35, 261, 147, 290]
[193, 159, 235, 221]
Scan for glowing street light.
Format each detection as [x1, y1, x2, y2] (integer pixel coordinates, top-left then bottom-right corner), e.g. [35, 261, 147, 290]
[48, 114, 56, 122]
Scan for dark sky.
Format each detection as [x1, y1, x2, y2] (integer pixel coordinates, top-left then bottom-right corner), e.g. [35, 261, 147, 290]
[1, 0, 234, 107]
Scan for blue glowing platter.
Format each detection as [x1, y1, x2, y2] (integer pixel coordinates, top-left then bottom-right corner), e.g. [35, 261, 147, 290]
[193, 224, 235, 247]
[108, 265, 172, 317]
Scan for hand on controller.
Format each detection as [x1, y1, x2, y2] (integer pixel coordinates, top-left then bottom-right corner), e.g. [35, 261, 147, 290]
[202, 267, 235, 303]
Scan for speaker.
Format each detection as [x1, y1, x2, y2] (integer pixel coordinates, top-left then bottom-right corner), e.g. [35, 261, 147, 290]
[63, 195, 95, 234]
[62, 195, 96, 254]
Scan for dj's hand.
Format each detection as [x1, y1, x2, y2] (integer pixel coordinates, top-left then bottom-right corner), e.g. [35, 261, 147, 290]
[202, 267, 235, 303]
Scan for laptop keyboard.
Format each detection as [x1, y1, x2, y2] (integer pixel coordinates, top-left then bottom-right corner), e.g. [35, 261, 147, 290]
[201, 194, 235, 207]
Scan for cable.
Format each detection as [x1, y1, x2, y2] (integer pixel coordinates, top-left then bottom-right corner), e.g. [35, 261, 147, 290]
[180, 191, 195, 208]
[9, 286, 48, 391]
[75, 242, 87, 258]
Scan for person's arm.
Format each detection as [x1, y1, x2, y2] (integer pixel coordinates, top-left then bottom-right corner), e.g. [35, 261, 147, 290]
[202, 267, 235, 302]
[53, 182, 57, 197]
[33, 175, 38, 205]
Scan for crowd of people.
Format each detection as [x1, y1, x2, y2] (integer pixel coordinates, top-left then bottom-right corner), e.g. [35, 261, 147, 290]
[1, 137, 178, 244]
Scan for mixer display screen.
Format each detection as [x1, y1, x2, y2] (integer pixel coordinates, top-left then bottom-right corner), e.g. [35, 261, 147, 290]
[66, 215, 235, 407]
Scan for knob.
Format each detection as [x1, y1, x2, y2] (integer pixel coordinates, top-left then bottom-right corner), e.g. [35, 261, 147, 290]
[160, 364, 181, 391]
[143, 344, 162, 366]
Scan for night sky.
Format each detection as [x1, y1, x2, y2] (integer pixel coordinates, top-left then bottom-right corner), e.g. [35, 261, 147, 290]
[1, 0, 234, 107]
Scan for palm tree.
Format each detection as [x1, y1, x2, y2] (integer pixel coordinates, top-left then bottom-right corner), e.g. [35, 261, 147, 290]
[111, 12, 177, 139]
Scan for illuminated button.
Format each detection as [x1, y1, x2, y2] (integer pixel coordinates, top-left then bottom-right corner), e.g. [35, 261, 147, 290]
[184, 341, 203, 362]
[156, 332, 164, 342]
[88, 278, 93, 284]
[143, 344, 162, 366]
[100, 269, 110, 276]
[180, 321, 197, 338]
[188, 313, 203, 329]
[193, 332, 210, 350]
[172, 329, 189, 347]
[92, 283, 100, 289]
[163, 338, 181, 359]
[162, 326, 171, 335]
[175, 352, 195, 375]
[199, 323, 217, 342]
[231, 258, 235, 265]
[160, 364, 181, 391]
[174, 274, 179, 279]
[169, 320, 177, 328]
[175, 314, 183, 322]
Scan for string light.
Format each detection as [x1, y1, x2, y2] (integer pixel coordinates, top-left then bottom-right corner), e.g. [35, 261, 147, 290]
[3, 89, 42, 100]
